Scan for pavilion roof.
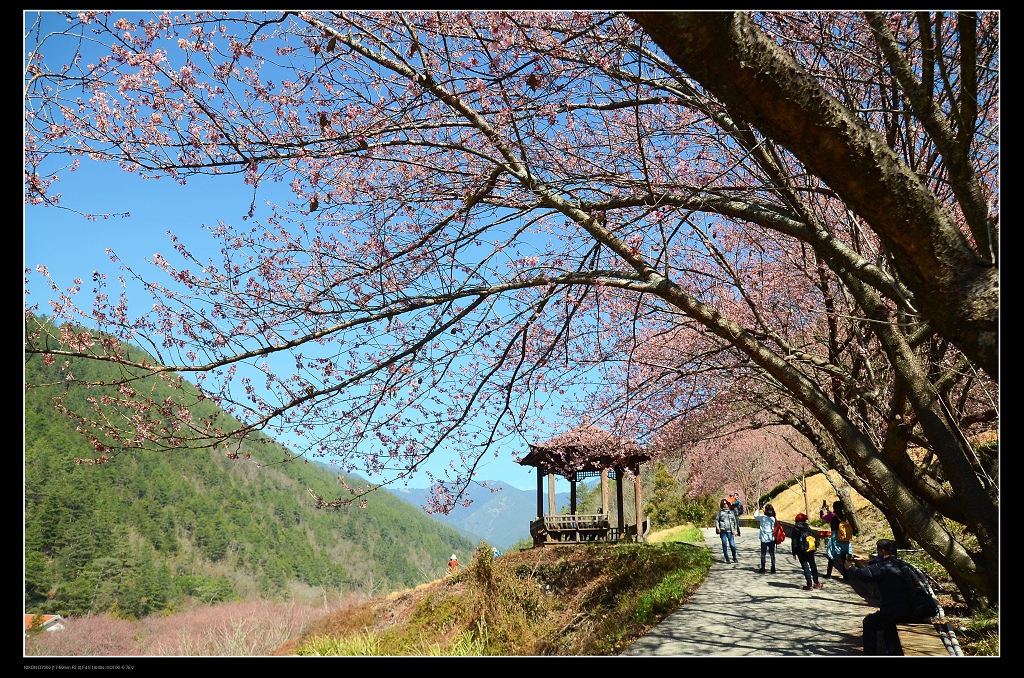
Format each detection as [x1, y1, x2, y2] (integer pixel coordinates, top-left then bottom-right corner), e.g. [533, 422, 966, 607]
[518, 423, 651, 478]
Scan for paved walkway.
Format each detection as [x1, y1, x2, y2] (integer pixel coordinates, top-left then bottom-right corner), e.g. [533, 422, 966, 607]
[622, 527, 874, 656]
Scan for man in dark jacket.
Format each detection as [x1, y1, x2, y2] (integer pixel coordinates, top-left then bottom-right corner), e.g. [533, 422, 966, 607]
[730, 497, 743, 536]
[843, 539, 913, 655]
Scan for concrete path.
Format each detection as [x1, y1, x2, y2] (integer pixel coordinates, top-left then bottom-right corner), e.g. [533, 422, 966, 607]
[622, 527, 873, 656]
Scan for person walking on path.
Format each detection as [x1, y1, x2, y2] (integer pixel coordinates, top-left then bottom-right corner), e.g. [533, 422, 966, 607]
[621, 526, 875, 656]
[842, 539, 915, 655]
[820, 501, 852, 580]
[752, 504, 778, 574]
[715, 499, 740, 564]
[730, 496, 744, 536]
[448, 553, 459, 574]
[791, 513, 822, 590]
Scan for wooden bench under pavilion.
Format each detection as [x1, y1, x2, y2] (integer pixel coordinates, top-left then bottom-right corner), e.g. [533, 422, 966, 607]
[518, 423, 651, 546]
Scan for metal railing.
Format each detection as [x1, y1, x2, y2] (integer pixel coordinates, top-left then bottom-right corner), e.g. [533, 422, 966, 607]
[900, 554, 963, 656]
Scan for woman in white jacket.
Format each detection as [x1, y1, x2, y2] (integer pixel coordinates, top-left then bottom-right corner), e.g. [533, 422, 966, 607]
[753, 504, 778, 574]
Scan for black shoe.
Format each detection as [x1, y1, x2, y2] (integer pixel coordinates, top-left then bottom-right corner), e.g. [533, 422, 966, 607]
[770, 567, 776, 573]
[759, 567, 766, 574]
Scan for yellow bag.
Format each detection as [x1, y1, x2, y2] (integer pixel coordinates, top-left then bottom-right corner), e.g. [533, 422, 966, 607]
[799, 532, 817, 554]
[837, 520, 853, 542]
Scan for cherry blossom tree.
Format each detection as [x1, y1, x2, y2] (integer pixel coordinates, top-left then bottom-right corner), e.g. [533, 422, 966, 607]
[630, 11, 999, 379]
[24, 11, 997, 609]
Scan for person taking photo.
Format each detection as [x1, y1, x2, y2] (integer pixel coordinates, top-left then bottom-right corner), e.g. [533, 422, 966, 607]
[843, 539, 915, 655]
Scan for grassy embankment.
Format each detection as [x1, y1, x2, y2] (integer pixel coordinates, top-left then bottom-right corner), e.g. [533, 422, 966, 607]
[281, 524, 710, 656]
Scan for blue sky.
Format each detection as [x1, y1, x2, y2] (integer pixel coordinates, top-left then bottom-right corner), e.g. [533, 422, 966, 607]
[24, 159, 559, 492]
[22, 10, 604, 494]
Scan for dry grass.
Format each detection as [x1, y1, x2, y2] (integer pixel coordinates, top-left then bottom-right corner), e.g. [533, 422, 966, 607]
[276, 541, 713, 656]
[763, 471, 871, 520]
[23, 597, 365, 657]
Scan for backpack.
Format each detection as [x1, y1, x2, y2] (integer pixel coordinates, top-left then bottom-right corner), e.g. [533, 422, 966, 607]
[896, 559, 939, 619]
[797, 529, 817, 554]
[906, 587, 940, 619]
[772, 520, 786, 544]
[836, 519, 853, 542]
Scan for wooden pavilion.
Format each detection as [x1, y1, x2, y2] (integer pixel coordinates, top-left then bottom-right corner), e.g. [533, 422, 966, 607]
[518, 423, 652, 546]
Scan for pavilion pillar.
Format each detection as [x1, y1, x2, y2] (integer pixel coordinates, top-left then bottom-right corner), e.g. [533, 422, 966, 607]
[634, 469, 645, 542]
[535, 467, 544, 519]
[615, 466, 625, 532]
[548, 472, 557, 517]
[570, 477, 577, 514]
[601, 469, 609, 514]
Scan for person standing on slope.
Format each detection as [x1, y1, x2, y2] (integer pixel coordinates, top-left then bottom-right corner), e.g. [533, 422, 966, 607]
[715, 499, 740, 564]
[753, 504, 778, 574]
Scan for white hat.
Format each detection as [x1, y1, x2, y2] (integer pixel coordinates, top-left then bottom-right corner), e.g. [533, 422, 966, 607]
[450, 554, 457, 560]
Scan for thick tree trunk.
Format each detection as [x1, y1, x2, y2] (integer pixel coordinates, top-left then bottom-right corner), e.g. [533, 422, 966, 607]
[629, 11, 998, 382]
[630, 9, 998, 612]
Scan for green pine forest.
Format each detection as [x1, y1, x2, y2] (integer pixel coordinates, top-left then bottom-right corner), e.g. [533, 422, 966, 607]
[24, 314, 476, 620]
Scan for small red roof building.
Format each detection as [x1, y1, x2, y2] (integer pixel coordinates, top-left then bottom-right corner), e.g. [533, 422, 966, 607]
[24, 614, 65, 634]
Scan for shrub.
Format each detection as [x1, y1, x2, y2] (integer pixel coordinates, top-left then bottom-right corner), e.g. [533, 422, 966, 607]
[679, 494, 719, 527]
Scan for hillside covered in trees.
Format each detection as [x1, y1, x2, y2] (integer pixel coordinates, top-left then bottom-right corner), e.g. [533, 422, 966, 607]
[24, 315, 476, 620]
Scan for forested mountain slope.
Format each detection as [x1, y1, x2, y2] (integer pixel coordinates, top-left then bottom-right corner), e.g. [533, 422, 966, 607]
[24, 315, 475, 620]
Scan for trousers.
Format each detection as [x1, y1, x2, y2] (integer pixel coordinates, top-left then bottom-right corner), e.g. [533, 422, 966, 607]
[719, 531, 737, 562]
[862, 611, 906, 655]
[797, 553, 819, 586]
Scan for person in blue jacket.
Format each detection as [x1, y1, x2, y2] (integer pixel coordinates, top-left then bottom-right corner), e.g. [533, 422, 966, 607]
[730, 496, 744, 536]
[820, 500, 852, 580]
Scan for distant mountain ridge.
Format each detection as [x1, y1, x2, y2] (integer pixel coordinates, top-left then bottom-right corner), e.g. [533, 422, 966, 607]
[390, 482, 572, 551]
